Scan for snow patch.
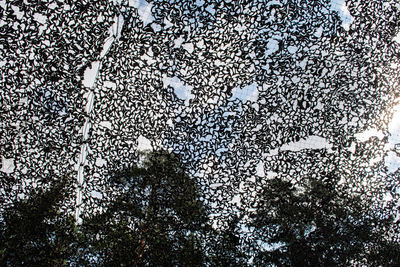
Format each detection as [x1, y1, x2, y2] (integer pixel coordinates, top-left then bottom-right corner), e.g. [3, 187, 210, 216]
[182, 43, 194, 53]
[103, 81, 117, 90]
[287, 46, 298, 54]
[174, 36, 185, 48]
[1, 157, 15, 174]
[384, 103, 400, 173]
[100, 38, 115, 58]
[11, 6, 23, 20]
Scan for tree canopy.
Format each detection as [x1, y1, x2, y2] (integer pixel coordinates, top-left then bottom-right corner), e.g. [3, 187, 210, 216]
[80, 150, 211, 266]
[1, 153, 399, 266]
[249, 173, 400, 266]
[0, 176, 77, 266]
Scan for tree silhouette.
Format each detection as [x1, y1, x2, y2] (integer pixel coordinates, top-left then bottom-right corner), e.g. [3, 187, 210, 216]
[0, 176, 77, 266]
[249, 174, 400, 266]
[81, 150, 211, 266]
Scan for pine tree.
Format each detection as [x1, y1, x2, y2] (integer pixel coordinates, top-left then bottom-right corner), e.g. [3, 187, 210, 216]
[0, 176, 77, 266]
[81, 150, 210, 266]
[249, 174, 400, 266]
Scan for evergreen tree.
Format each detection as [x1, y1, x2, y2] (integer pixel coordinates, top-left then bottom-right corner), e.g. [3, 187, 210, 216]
[0, 176, 77, 266]
[81, 150, 210, 266]
[249, 174, 400, 266]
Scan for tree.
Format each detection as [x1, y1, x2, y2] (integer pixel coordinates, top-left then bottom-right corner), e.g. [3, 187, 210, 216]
[207, 215, 250, 266]
[81, 150, 211, 266]
[249, 173, 400, 266]
[0, 176, 77, 266]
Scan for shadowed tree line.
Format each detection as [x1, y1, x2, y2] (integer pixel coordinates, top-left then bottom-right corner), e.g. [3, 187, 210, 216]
[1, 151, 399, 266]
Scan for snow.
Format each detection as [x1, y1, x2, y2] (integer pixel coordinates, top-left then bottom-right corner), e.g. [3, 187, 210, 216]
[100, 38, 115, 58]
[82, 61, 100, 88]
[103, 81, 117, 90]
[11, 5, 23, 20]
[330, 0, 354, 31]
[287, 46, 298, 54]
[182, 43, 194, 53]
[1, 157, 15, 174]
[314, 27, 323, 38]
[174, 36, 185, 48]
[195, 0, 205, 7]
[85, 92, 94, 114]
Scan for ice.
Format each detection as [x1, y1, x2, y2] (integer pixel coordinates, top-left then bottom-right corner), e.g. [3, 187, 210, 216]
[82, 61, 100, 88]
[137, 135, 152, 151]
[128, 0, 155, 26]
[1, 157, 15, 174]
[330, 0, 354, 31]
[162, 75, 194, 106]
[280, 135, 333, 152]
[230, 82, 259, 103]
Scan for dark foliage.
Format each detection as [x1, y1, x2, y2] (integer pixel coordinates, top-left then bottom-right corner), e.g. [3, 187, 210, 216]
[0, 176, 77, 266]
[80, 150, 211, 266]
[249, 174, 400, 266]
